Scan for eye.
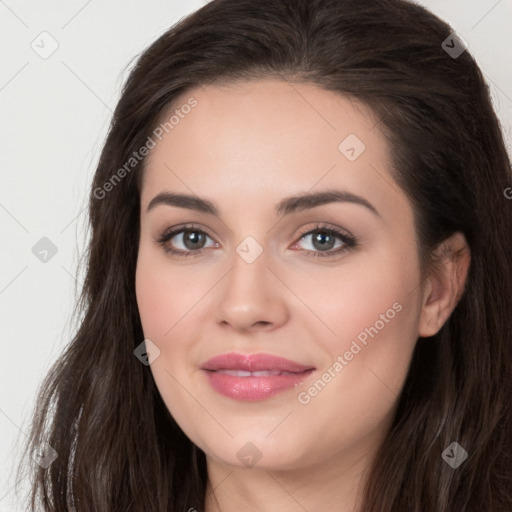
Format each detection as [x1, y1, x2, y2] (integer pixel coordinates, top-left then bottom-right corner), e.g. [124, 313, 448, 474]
[155, 222, 358, 259]
[155, 223, 217, 258]
[292, 223, 357, 259]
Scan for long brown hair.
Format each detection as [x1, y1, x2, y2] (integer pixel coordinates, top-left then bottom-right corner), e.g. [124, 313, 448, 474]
[16, 0, 512, 510]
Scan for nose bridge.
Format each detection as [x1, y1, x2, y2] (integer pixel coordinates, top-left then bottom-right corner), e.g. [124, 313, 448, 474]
[225, 235, 270, 300]
[215, 234, 287, 330]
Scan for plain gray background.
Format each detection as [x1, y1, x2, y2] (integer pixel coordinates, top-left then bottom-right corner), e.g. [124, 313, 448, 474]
[1, 1, 511, 510]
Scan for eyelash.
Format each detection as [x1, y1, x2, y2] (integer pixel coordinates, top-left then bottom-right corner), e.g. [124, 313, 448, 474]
[154, 222, 358, 260]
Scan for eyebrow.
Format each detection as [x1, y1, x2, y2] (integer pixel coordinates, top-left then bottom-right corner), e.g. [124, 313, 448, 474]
[146, 189, 380, 217]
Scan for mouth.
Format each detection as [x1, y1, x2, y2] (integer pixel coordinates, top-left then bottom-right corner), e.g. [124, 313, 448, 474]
[200, 353, 316, 401]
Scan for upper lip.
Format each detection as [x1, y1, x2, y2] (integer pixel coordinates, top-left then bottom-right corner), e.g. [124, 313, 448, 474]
[200, 353, 315, 373]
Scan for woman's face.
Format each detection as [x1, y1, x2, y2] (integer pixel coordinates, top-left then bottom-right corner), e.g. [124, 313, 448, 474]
[135, 78, 428, 472]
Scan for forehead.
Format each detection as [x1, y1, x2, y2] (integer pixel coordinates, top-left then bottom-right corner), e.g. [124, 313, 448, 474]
[140, 79, 406, 219]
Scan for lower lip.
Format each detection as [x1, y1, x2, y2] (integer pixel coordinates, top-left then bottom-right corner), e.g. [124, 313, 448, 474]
[202, 369, 315, 401]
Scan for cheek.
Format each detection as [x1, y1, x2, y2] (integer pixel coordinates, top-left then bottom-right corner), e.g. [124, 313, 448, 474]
[293, 248, 418, 354]
[294, 291, 418, 455]
[135, 260, 172, 338]
[135, 249, 208, 339]
[297, 252, 420, 406]
[135, 253, 200, 431]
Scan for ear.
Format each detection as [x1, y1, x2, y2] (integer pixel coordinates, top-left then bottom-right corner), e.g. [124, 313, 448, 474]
[418, 232, 471, 338]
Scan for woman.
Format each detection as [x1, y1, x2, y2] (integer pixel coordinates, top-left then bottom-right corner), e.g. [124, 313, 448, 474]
[16, 0, 512, 510]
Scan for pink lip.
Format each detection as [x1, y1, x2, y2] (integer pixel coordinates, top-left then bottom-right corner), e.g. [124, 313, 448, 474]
[200, 352, 316, 401]
[201, 353, 314, 372]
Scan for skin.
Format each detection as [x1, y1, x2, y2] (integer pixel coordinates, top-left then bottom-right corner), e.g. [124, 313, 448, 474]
[135, 78, 470, 511]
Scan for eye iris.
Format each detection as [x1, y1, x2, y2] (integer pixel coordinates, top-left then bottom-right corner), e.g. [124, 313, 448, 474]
[312, 230, 335, 251]
[183, 231, 205, 250]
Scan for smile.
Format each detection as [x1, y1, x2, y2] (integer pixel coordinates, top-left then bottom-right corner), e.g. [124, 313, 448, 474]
[200, 352, 316, 401]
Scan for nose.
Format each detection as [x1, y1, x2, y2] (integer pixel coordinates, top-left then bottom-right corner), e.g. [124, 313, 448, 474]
[215, 244, 289, 333]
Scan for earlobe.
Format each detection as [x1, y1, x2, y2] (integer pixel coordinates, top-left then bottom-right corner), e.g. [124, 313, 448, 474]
[418, 232, 471, 338]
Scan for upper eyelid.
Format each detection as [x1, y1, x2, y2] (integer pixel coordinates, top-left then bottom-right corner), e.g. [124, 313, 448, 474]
[296, 222, 353, 238]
